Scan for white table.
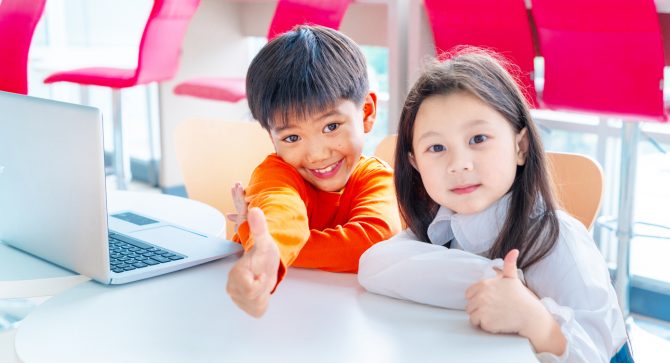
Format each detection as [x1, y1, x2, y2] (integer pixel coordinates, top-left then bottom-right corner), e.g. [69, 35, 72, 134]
[10, 191, 536, 362]
[15, 260, 537, 363]
[1, 190, 226, 363]
[0, 191, 226, 299]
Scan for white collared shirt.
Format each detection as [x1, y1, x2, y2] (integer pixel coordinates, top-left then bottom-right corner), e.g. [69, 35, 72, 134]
[358, 196, 628, 363]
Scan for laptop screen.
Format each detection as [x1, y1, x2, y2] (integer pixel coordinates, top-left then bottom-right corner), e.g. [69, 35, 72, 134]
[0, 91, 110, 282]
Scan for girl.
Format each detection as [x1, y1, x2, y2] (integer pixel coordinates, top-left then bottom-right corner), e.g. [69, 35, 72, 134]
[358, 49, 632, 363]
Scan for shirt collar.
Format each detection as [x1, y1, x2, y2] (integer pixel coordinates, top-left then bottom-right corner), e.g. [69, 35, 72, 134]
[427, 194, 511, 254]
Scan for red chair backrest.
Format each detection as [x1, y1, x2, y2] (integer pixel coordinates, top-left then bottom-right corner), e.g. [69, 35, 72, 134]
[136, 0, 201, 84]
[267, 0, 352, 40]
[532, 0, 666, 121]
[0, 0, 47, 94]
[423, 0, 538, 107]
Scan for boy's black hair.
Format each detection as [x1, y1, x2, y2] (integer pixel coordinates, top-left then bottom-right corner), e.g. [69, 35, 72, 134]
[246, 25, 369, 130]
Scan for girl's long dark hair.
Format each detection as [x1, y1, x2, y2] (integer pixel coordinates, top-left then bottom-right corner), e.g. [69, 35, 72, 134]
[394, 48, 560, 270]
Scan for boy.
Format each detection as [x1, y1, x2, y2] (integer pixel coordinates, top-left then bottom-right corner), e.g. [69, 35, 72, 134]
[225, 25, 401, 317]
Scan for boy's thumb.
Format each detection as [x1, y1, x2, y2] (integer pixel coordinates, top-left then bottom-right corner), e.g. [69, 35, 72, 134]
[502, 249, 520, 279]
[248, 207, 271, 249]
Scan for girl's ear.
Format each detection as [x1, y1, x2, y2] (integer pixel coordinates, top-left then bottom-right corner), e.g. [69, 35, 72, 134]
[362, 92, 377, 133]
[515, 127, 529, 166]
[408, 152, 418, 170]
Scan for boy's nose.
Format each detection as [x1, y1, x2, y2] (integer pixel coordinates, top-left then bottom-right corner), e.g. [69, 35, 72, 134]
[306, 140, 330, 164]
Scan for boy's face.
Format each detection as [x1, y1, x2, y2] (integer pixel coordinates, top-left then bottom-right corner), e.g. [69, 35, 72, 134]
[269, 93, 377, 192]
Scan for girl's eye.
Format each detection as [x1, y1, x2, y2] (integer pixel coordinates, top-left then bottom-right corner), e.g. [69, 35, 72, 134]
[283, 135, 300, 143]
[469, 134, 488, 144]
[323, 123, 340, 133]
[428, 144, 445, 152]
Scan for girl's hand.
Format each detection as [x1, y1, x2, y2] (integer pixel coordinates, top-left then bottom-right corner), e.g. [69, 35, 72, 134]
[226, 182, 248, 232]
[465, 249, 540, 333]
[465, 249, 566, 355]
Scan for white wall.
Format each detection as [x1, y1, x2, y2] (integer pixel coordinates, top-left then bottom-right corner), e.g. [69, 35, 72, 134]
[159, 0, 252, 188]
[160, 0, 396, 189]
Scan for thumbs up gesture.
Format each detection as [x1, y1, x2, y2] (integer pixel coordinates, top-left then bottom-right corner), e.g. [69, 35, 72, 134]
[226, 207, 280, 318]
[501, 248, 520, 279]
[465, 249, 542, 334]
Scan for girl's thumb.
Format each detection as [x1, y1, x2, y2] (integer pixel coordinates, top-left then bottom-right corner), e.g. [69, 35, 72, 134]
[502, 249, 520, 279]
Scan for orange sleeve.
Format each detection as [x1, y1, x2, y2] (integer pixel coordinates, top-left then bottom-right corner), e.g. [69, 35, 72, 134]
[292, 157, 402, 272]
[233, 155, 311, 285]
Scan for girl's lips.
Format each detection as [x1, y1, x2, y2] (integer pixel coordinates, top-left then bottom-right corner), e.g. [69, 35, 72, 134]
[450, 184, 480, 195]
[309, 159, 343, 179]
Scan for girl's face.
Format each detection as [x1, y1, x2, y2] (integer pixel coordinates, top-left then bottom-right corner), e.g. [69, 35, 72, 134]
[410, 92, 528, 215]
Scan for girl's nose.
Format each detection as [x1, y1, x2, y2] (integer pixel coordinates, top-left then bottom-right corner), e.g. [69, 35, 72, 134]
[447, 150, 474, 173]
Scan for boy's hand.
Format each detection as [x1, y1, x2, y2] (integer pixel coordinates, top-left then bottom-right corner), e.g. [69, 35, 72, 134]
[225, 182, 248, 232]
[226, 207, 280, 318]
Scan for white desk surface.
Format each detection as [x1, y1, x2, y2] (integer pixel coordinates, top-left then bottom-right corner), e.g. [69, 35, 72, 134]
[0, 191, 226, 299]
[10, 191, 535, 362]
[15, 258, 537, 363]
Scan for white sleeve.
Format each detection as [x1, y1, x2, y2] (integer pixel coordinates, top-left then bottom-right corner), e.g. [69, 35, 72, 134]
[528, 213, 628, 363]
[358, 229, 505, 310]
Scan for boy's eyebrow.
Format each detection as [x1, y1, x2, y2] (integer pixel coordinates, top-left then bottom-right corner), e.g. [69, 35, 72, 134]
[273, 109, 343, 132]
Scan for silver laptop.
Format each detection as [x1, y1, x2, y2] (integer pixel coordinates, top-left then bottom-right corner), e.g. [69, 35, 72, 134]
[0, 91, 242, 284]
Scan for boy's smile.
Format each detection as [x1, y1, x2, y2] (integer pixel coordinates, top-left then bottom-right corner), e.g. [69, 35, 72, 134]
[269, 95, 376, 192]
[309, 158, 344, 179]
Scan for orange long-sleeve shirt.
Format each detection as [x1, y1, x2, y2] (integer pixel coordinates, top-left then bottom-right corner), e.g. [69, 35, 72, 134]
[233, 154, 401, 284]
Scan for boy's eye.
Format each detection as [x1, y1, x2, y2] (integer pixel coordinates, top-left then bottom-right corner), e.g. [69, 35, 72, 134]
[323, 123, 340, 133]
[469, 135, 488, 144]
[283, 135, 300, 143]
[427, 144, 445, 153]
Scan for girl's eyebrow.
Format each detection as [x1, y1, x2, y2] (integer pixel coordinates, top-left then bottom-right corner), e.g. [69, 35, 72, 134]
[416, 130, 442, 143]
[465, 119, 491, 128]
[416, 119, 491, 142]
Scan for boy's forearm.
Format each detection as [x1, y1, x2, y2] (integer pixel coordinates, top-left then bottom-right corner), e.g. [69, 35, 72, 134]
[292, 217, 397, 271]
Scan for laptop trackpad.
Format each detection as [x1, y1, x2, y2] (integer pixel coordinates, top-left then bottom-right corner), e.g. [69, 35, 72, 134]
[129, 226, 208, 253]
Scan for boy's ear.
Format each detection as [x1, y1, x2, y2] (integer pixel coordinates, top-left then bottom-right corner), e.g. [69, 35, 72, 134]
[362, 92, 377, 133]
[267, 130, 278, 152]
[515, 127, 529, 166]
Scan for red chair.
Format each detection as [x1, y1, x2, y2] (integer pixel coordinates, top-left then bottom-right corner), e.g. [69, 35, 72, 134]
[0, 0, 47, 95]
[173, 0, 352, 103]
[422, 0, 538, 107]
[43, 0, 201, 189]
[531, 0, 667, 317]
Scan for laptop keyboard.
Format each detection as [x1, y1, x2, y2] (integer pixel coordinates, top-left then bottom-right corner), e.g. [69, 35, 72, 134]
[108, 232, 186, 274]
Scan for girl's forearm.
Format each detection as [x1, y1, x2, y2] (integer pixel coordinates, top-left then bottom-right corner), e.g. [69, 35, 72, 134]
[521, 305, 567, 356]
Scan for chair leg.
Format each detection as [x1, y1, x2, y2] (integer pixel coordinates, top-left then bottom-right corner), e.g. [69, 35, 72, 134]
[112, 89, 129, 190]
[145, 84, 160, 187]
[614, 121, 640, 320]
